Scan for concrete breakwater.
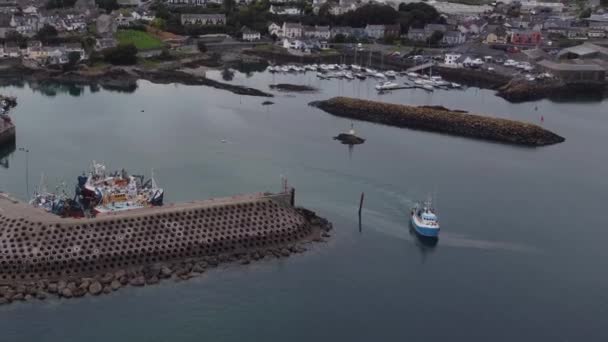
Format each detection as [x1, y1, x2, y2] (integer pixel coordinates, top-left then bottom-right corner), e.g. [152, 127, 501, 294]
[310, 97, 565, 146]
[0, 190, 331, 304]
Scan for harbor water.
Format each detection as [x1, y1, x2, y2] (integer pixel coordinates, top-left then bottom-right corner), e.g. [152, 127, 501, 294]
[0, 71, 607, 341]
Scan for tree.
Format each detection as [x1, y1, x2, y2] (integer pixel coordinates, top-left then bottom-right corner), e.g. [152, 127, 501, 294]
[580, 8, 592, 18]
[5, 31, 27, 48]
[157, 47, 173, 60]
[152, 1, 171, 20]
[332, 33, 346, 43]
[151, 18, 166, 30]
[46, 0, 77, 9]
[64, 51, 81, 70]
[103, 44, 138, 65]
[223, 0, 235, 13]
[197, 41, 207, 53]
[95, 0, 118, 12]
[221, 67, 234, 81]
[427, 30, 443, 46]
[35, 24, 58, 42]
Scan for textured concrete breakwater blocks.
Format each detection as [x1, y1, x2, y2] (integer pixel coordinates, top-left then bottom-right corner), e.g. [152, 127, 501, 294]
[310, 97, 565, 147]
[0, 191, 332, 304]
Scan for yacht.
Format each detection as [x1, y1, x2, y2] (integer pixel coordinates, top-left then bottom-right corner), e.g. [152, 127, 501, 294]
[385, 70, 397, 78]
[375, 81, 400, 90]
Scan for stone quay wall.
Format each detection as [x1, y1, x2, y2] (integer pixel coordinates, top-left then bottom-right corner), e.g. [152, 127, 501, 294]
[0, 189, 318, 286]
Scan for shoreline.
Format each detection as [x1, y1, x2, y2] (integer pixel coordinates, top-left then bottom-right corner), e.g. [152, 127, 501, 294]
[0, 65, 273, 98]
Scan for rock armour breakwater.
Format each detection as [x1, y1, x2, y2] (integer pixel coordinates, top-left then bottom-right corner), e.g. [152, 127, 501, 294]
[0, 191, 331, 303]
[310, 97, 565, 146]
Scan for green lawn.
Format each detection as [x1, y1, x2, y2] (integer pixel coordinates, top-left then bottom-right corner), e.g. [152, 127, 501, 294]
[117, 30, 164, 50]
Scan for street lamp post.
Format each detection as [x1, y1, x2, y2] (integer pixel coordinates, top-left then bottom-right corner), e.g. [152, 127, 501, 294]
[18, 147, 29, 198]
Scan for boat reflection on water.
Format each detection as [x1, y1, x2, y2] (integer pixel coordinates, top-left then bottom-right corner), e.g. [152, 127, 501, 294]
[409, 223, 438, 262]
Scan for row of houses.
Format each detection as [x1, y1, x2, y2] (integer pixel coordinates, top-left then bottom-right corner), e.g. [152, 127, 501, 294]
[180, 14, 226, 26]
[0, 11, 88, 38]
[406, 24, 466, 46]
[268, 22, 401, 41]
[0, 41, 86, 65]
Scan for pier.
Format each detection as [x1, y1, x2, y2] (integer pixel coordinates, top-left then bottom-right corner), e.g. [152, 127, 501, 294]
[0, 189, 331, 301]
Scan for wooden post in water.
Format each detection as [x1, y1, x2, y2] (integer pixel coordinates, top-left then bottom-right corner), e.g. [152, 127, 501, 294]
[358, 192, 364, 232]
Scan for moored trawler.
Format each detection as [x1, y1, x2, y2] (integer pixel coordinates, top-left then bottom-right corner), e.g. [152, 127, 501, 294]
[78, 161, 164, 215]
[410, 199, 440, 238]
[31, 161, 164, 217]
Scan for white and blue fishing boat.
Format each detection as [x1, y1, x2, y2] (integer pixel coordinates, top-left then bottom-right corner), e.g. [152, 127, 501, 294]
[410, 199, 440, 238]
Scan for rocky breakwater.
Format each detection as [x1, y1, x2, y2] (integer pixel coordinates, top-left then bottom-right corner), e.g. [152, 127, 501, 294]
[310, 97, 565, 147]
[497, 79, 608, 103]
[0, 95, 17, 147]
[0, 190, 332, 305]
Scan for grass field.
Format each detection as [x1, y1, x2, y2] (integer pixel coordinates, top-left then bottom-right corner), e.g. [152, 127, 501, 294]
[117, 30, 164, 50]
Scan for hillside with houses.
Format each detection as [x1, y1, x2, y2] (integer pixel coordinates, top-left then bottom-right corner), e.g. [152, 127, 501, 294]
[0, 0, 603, 87]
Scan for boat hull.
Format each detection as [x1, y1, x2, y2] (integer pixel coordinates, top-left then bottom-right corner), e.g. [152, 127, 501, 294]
[411, 215, 440, 238]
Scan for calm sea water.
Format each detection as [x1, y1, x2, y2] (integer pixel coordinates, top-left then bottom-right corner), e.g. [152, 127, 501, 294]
[0, 71, 607, 342]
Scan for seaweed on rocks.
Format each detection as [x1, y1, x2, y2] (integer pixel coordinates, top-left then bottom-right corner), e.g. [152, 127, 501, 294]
[310, 97, 565, 147]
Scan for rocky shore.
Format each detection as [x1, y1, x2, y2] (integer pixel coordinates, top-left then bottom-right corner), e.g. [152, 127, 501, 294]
[0, 207, 331, 305]
[497, 79, 608, 103]
[310, 97, 565, 146]
[0, 65, 273, 98]
[436, 66, 510, 89]
[0, 94, 17, 148]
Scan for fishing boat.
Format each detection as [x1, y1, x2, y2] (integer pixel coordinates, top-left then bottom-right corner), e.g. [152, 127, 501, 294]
[375, 81, 400, 91]
[30, 174, 84, 217]
[77, 161, 164, 216]
[410, 198, 440, 238]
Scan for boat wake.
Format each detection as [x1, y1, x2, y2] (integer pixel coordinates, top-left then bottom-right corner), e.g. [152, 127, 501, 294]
[361, 208, 540, 254]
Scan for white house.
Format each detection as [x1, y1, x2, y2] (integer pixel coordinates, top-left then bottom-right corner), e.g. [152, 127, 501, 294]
[268, 22, 282, 37]
[241, 26, 261, 41]
[282, 22, 302, 38]
[442, 30, 466, 46]
[270, 5, 302, 15]
[365, 25, 385, 40]
[282, 38, 305, 50]
[132, 11, 155, 22]
[303, 25, 330, 39]
[443, 53, 462, 67]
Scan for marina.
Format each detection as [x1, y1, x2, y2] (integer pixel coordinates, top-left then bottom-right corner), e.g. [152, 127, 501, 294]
[270, 63, 465, 94]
